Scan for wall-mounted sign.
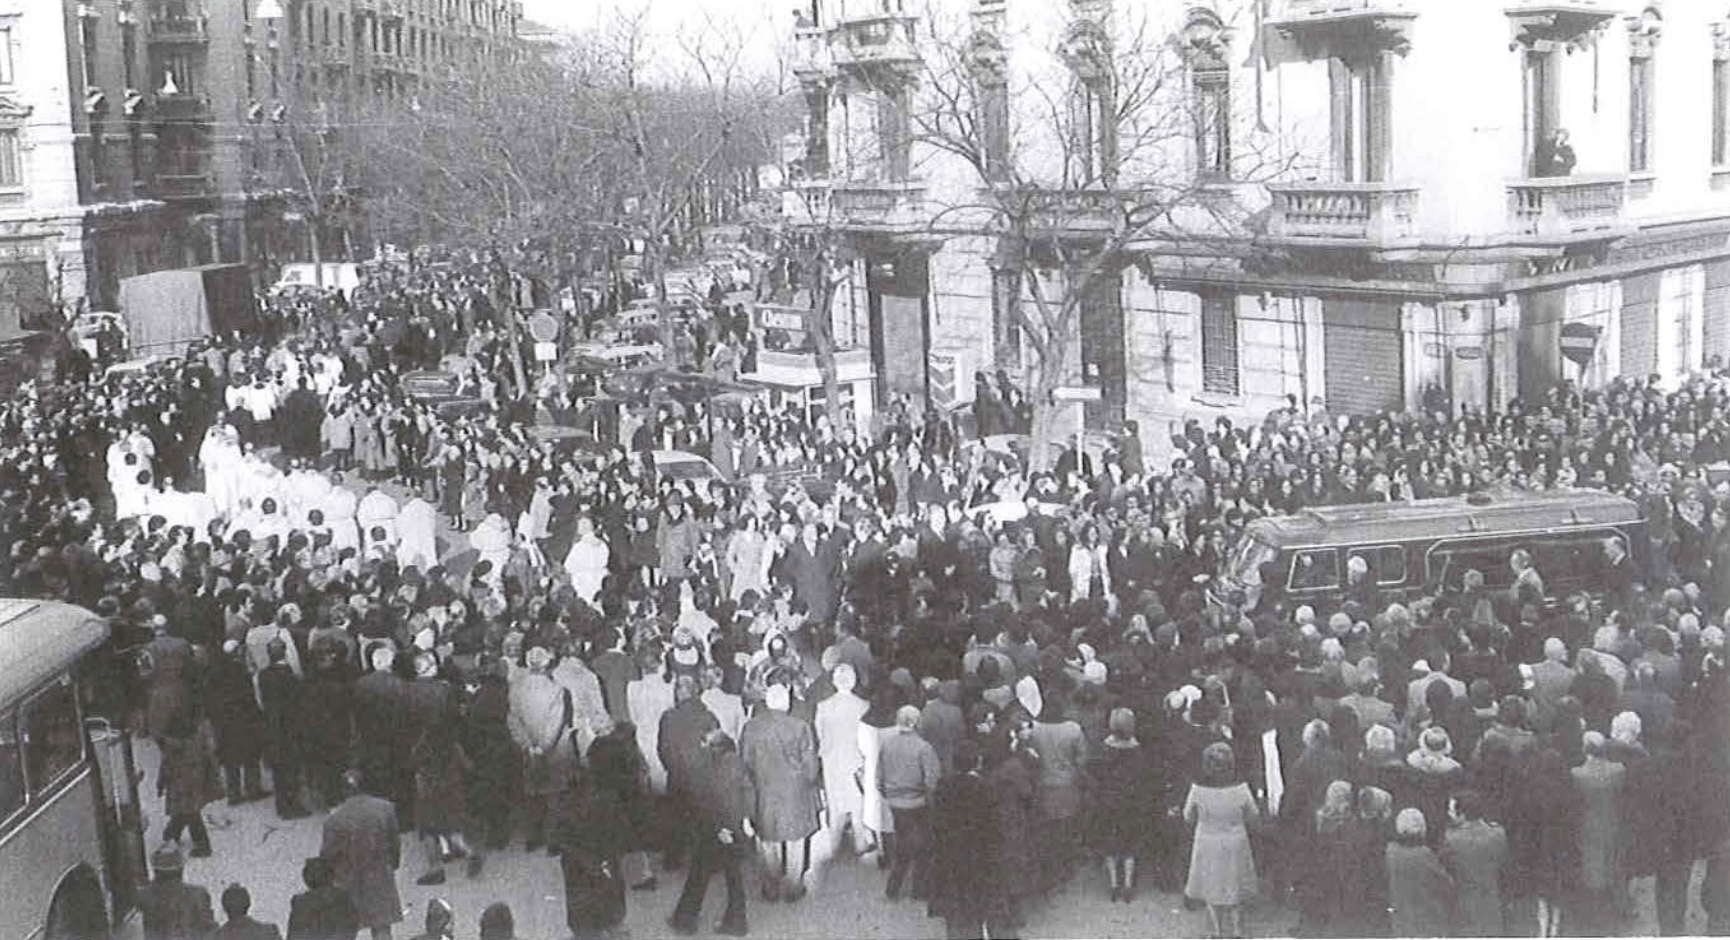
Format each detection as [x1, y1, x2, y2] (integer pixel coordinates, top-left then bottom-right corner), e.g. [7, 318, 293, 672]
[1455, 345, 1484, 360]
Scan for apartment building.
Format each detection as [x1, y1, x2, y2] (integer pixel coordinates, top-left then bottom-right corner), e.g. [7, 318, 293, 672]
[785, 0, 1730, 445]
[0, 0, 521, 333]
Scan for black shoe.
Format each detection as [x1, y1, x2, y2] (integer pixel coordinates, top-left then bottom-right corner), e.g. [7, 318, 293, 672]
[190, 846, 212, 858]
[466, 856, 484, 879]
[525, 839, 544, 853]
[714, 920, 748, 937]
[416, 871, 446, 886]
[1110, 886, 1121, 902]
[666, 917, 697, 936]
[761, 882, 781, 903]
[279, 808, 311, 821]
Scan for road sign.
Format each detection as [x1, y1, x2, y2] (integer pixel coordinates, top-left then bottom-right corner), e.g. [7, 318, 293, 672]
[528, 311, 559, 343]
[534, 341, 558, 362]
[1052, 386, 1103, 402]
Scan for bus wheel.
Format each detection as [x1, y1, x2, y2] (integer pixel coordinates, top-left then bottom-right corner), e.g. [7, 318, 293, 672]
[45, 867, 107, 940]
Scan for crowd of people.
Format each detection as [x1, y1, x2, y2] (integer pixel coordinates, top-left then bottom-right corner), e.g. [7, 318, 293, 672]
[5, 246, 1730, 940]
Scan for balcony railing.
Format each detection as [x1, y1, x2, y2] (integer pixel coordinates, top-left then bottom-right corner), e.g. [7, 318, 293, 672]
[154, 92, 210, 120]
[1279, 0, 1412, 16]
[151, 173, 212, 198]
[1266, 181, 1421, 244]
[1265, 0, 1417, 63]
[784, 179, 832, 224]
[147, 11, 208, 44]
[1506, 174, 1628, 241]
[830, 180, 926, 228]
[831, 14, 919, 70]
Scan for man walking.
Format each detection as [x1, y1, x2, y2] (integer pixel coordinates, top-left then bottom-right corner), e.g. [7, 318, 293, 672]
[739, 680, 822, 902]
[668, 730, 756, 937]
[321, 770, 403, 940]
[877, 704, 941, 902]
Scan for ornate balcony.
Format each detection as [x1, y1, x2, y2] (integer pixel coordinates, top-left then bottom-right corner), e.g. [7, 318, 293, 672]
[1263, 0, 1417, 64]
[379, 0, 405, 22]
[831, 14, 919, 72]
[1504, 2, 1618, 52]
[789, 25, 832, 83]
[830, 180, 926, 230]
[153, 92, 209, 121]
[147, 9, 208, 45]
[783, 179, 832, 225]
[1506, 175, 1630, 242]
[1266, 181, 1420, 246]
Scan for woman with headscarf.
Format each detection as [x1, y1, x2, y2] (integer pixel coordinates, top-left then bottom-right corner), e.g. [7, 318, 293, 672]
[1088, 706, 1157, 902]
[1184, 741, 1259, 938]
[1404, 726, 1464, 844]
[1386, 807, 1455, 937]
[1295, 780, 1356, 938]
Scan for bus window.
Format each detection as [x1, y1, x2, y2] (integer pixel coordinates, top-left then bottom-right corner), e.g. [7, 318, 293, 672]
[20, 678, 82, 796]
[1350, 546, 1408, 586]
[0, 710, 22, 822]
[1429, 542, 1520, 592]
[1289, 549, 1340, 592]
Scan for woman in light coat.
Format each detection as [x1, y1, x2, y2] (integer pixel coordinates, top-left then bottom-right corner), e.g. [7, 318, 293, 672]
[1068, 525, 1112, 604]
[725, 514, 771, 603]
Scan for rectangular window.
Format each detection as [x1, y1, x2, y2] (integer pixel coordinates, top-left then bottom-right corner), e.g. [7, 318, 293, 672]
[1630, 54, 1654, 173]
[1288, 548, 1340, 593]
[1716, 58, 1729, 166]
[1194, 68, 1231, 180]
[0, 710, 23, 824]
[20, 677, 83, 797]
[0, 129, 21, 188]
[0, 27, 14, 85]
[1200, 293, 1240, 396]
[1348, 545, 1407, 585]
[80, 18, 99, 90]
[120, 24, 135, 89]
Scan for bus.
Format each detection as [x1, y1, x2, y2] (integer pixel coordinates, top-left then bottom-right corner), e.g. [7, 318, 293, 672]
[0, 599, 146, 940]
[1212, 487, 1647, 614]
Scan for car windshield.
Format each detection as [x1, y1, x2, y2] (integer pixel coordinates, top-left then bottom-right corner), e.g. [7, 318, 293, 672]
[1224, 533, 1279, 587]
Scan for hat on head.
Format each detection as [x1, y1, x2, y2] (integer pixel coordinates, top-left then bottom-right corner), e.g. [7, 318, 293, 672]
[1082, 660, 1108, 685]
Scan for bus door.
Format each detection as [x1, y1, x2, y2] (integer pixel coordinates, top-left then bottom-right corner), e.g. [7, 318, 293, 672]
[85, 716, 144, 923]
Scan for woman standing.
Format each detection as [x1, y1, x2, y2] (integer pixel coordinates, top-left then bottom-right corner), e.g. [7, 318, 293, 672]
[1088, 707, 1157, 902]
[1297, 780, 1356, 938]
[1386, 808, 1456, 937]
[1184, 742, 1259, 938]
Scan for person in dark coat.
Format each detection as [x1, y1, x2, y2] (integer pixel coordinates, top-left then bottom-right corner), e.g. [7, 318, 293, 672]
[257, 637, 311, 819]
[1298, 781, 1356, 938]
[1441, 789, 1508, 938]
[668, 730, 757, 937]
[1344, 786, 1395, 937]
[320, 771, 402, 940]
[983, 718, 1037, 931]
[209, 639, 269, 804]
[1570, 731, 1626, 935]
[140, 614, 199, 744]
[286, 856, 361, 940]
[411, 697, 473, 886]
[462, 653, 515, 851]
[559, 734, 636, 939]
[658, 673, 720, 870]
[1282, 719, 1350, 882]
[1386, 808, 1455, 938]
[1088, 706, 1158, 902]
[352, 645, 410, 803]
[160, 714, 219, 857]
[302, 644, 356, 811]
[782, 523, 842, 627]
[930, 740, 1002, 939]
[138, 843, 216, 940]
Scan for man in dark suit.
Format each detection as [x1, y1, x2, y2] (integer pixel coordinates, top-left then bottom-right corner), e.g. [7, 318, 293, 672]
[137, 843, 216, 940]
[659, 674, 720, 868]
[929, 741, 1002, 940]
[214, 883, 282, 940]
[668, 730, 757, 937]
[321, 771, 402, 940]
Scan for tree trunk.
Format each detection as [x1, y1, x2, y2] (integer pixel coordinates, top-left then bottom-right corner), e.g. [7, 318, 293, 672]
[1028, 346, 1065, 473]
[809, 254, 844, 430]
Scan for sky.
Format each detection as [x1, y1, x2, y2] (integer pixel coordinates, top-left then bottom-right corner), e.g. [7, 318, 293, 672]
[521, 0, 785, 77]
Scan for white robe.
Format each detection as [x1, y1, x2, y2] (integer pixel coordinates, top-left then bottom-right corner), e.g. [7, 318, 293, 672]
[321, 488, 361, 554]
[468, 515, 512, 589]
[396, 497, 439, 572]
[356, 490, 399, 550]
[563, 535, 610, 607]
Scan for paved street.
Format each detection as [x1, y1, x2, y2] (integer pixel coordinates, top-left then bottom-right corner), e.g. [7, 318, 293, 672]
[118, 752, 1296, 940]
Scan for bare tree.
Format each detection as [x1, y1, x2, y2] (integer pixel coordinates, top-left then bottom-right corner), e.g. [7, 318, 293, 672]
[907, 2, 1296, 468]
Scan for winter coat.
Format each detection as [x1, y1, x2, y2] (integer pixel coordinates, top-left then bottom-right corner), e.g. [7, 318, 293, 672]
[1387, 841, 1456, 938]
[159, 723, 220, 816]
[739, 709, 822, 842]
[320, 793, 402, 930]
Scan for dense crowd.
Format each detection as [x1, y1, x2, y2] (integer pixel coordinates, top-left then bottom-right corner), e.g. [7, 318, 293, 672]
[3, 250, 1730, 940]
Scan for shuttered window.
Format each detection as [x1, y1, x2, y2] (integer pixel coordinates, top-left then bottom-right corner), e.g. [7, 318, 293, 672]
[1630, 54, 1655, 174]
[1200, 293, 1240, 396]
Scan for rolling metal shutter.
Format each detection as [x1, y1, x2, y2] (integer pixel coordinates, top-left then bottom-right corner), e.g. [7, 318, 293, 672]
[1621, 271, 1659, 378]
[1323, 298, 1404, 415]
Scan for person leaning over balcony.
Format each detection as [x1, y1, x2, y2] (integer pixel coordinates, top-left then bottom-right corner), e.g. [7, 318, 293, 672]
[1535, 129, 1577, 178]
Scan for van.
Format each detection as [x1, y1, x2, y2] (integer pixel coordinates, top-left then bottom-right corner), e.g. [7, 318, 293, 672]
[1212, 487, 1647, 614]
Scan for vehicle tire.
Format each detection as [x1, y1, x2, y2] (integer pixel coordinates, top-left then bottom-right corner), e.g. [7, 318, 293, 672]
[45, 867, 108, 940]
